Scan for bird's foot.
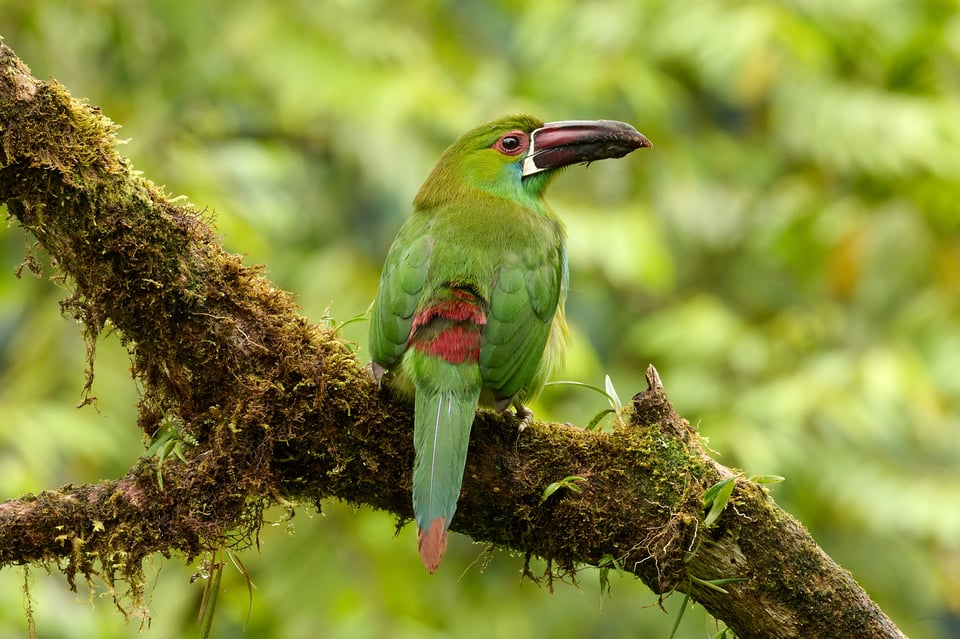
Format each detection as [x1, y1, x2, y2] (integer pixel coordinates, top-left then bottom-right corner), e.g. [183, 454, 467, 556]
[514, 404, 534, 431]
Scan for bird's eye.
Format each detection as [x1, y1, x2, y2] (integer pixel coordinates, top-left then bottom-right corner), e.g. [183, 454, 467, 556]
[493, 131, 528, 156]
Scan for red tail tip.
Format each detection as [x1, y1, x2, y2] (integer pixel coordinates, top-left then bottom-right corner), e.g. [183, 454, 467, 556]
[418, 518, 448, 573]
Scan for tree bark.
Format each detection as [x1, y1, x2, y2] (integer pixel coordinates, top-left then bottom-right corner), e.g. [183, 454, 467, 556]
[0, 42, 906, 639]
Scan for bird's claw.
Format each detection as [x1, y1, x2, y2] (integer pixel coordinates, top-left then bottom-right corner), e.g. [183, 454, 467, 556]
[368, 361, 387, 388]
[514, 405, 534, 431]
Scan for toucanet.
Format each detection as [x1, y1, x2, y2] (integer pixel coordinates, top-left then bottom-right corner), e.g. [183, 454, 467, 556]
[369, 115, 650, 572]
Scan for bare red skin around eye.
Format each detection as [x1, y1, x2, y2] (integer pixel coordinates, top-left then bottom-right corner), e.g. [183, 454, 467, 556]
[493, 130, 529, 156]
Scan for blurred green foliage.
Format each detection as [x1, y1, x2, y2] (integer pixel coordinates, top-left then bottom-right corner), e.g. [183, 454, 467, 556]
[1, 1, 959, 637]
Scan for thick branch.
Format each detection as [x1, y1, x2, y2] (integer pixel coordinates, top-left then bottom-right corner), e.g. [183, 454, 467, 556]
[0, 42, 905, 639]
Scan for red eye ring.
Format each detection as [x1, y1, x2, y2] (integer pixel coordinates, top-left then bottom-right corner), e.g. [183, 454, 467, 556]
[493, 130, 528, 156]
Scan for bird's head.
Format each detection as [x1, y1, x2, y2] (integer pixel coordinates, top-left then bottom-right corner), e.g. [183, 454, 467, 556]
[413, 114, 651, 209]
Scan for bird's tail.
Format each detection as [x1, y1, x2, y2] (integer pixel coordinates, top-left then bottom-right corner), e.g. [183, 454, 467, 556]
[412, 359, 481, 573]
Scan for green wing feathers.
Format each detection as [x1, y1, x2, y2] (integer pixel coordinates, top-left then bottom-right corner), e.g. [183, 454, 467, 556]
[369, 233, 432, 370]
[480, 242, 568, 407]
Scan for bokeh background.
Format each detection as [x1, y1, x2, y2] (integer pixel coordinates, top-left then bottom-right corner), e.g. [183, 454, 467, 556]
[1, 1, 959, 638]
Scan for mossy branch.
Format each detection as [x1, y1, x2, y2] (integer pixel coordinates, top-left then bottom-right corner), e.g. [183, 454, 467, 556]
[0, 42, 905, 639]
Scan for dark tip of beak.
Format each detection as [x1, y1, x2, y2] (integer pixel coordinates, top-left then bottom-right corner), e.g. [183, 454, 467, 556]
[523, 119, 651, 176]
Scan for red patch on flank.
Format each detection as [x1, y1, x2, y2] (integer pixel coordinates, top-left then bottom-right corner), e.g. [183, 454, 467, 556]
[410, 291, 486, 364]
[411, 293, 487, 333]
[415, 325, 481, 364]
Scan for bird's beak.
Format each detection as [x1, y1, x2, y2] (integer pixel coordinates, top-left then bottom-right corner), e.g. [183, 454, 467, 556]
[522, 120, 652, 177]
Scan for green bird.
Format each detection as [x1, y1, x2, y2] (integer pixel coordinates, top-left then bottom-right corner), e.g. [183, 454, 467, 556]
[369, 115, 650, 572]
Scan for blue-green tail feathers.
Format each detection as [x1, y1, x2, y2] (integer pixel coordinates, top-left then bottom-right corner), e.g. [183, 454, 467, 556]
[412, 359, 481, 573]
